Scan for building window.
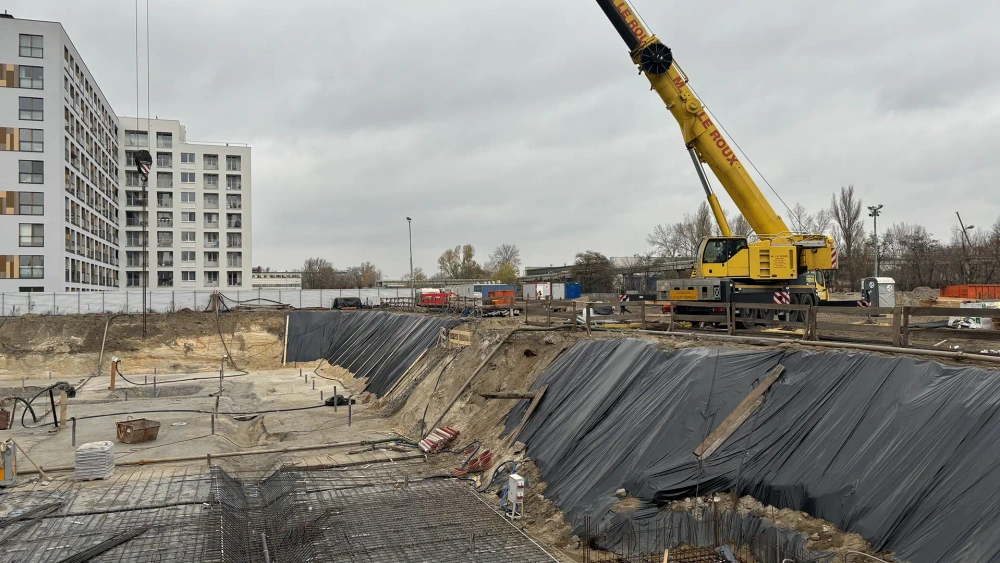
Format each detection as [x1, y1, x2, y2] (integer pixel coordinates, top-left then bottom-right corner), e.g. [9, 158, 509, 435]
[157, 251, 173, 267]
[156, 132, 172, 149]
[126, 151, 139, 166]
[205, 251, 219, 265]
[125, 130, 148, 147]
[18, 66, 43, 89]
[157, 271, 173, 287]
[19, 255, 44, 279]
[125, 191, 144, 206]
[204, 174, 219, 189]
[181, 212, 195, 223]
[182, 271, 196, 282]
[19, 160, 43, 183]
[225, 155, 241, 171]
[205, 271, 219, 286]
[227, 233, 242, 248]
[204, 194, 219, 208]
[181, 250, 195, 262]
[19, 34, 44, 58]
[156, 152, 172, 168]
[126, 232, 146, 247]
[226, 175, 241, 190]
[19, 129, 43, 152]
[181, 191, 196, 203]
[126, 271, 142, 287]
[19, 192, 43, 215]
[157, 231, 173, 247]
[155, 211, 171, 227]
[204, 154, 218, 170]
[227, 271, 242, 286]
[18, 286, 44, 292]
[226, 195, 242, 209]
[19, 224, 43, 247]
[181, 152, 195, 164]
[227, 252, 242, 268]
[126, 251, 146, 267]
[18, 97, 43, 120]
[181, 172, 195, 184]
[226, 213, 242, 229]
[205, 233, 219, 248]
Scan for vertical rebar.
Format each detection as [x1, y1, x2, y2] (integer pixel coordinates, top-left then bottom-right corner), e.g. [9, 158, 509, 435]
[312, 379, 315, 390]
[261, 533, 271, 563]
[348, 399, 352, 426]
[333, 386, 337, 412]
[211, 412, 216, 435]
[71, 417, 77, 447]
[153, 376, 157, 398]
[320, 390, 323, 402]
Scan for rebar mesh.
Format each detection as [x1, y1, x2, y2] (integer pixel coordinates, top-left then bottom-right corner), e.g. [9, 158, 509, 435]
[0, 461, 557, 562]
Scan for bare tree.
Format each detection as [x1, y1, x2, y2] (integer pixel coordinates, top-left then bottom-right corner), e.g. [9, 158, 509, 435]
[345, 261, 381, 288]
[403, 267, 427, 282]
[647, 202, 715, 258]
[830, 185, 865, 290]
[572, 251, 613, 293]
[727, 212, 754, 237]
[300, 257, 338, 289]
[437, 245, 485, 279]
[789, 202, 833, 234]
[488, 244, 521, 269]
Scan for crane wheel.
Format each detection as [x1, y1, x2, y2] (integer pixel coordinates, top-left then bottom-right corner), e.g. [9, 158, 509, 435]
[756, 308, 775, 326]
[738, 307, 755, 329]
[639, 42, 673, 74]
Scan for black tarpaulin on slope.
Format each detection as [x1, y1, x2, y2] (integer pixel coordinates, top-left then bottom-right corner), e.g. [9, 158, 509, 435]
[284, 311, 460, 396]
[505, 338, 1000, 563]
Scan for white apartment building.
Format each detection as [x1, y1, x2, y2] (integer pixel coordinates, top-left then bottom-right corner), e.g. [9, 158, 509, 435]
[118, 117, 251, 291]
[251, 270, 302, 289]
[0, 14, 121, 292]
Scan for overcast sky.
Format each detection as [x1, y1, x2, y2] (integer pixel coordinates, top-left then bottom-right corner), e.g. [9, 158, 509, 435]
[11, 1, 1000, 276]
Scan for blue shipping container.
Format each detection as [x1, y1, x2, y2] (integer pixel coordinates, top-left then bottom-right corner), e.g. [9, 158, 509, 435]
[565, 283, 582, 299]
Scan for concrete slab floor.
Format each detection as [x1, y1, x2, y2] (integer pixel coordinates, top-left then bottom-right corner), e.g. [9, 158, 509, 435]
[0, 368, 392, 472]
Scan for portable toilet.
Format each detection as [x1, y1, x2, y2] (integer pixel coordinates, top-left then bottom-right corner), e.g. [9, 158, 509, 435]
[861, 277, 896, 307]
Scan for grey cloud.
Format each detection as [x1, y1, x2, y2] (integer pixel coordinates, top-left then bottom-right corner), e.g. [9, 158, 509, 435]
[9, 0, 1000, 272]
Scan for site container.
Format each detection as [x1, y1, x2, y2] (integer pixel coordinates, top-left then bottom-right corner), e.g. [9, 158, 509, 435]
[523, 282, 580, 300]
[940, 285, 1000, 300]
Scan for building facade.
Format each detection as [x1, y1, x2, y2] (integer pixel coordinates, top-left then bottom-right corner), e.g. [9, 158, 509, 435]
[251, 270, 302, 290]
[0, 14, 121, 292]
[118, 117, 251, 291]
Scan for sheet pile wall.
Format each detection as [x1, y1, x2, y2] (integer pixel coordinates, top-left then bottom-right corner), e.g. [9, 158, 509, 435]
[507, 339, 1000, 563]
[284, 311, 460, 396]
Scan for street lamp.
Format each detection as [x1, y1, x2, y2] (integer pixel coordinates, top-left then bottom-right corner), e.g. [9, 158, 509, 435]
[134, 150, 153, 337]
[956, 212, 975, 284]
[406, 217, 414, 310]
[867, 204, 883, 277]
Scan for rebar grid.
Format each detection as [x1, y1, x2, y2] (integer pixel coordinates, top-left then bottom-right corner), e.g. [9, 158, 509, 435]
[0, 466, 219, 563]
[0, 461, 557, 562]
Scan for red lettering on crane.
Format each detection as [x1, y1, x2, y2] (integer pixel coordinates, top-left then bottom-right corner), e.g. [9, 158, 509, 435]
[695, 111, 713, 130]
[615, 1, 647, 42]
[708, 130, 740, 167]
[672, 75, 686, 90]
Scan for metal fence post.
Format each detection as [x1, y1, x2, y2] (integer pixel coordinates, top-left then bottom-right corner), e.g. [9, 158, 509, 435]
[78, 292, 81, 314]
[53, 292, 56, 315]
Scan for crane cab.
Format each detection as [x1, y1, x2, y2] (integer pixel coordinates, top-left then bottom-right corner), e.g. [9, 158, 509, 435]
[696, 237, 750, 278]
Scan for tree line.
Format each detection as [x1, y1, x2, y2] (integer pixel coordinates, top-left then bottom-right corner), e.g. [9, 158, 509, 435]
[295, 243, 522, 289]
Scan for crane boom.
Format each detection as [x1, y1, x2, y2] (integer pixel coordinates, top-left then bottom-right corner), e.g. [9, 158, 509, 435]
[596, 0, 790, 238]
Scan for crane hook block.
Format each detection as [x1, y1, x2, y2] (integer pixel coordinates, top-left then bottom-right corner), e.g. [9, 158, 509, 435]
[639, 43, 672, 74]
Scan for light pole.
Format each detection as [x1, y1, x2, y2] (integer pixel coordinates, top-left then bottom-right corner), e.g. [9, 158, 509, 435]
[956, 212, 975, 284]
[867, 204, 883, 277]
[406, 217, 414, 310]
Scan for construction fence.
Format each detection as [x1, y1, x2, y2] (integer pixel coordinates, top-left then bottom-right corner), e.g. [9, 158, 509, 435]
[0, 288, 416, 317]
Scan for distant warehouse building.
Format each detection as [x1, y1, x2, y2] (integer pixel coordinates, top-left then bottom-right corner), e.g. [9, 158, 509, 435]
[251, 270, 301, 290]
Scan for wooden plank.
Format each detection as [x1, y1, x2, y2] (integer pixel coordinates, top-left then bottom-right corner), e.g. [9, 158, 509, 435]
[901, 307, 911, 347]
[816, 306, 896, 316]
[281, 314, 290, 366]
[906, 328, 1000, 342]
[908, 306, 1000, 318]
[815, 322, 895, 334]
[506, 384, 548, 446]
[479, 391, 538, 400]
[641, 301, 647, 330]
[891, 308, 902, 347]
[694, 365, 785, 459]
[670, 314, 729, 324]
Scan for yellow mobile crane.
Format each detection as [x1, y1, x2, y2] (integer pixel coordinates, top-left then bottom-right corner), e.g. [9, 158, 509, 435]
[596, 0, 839, 325]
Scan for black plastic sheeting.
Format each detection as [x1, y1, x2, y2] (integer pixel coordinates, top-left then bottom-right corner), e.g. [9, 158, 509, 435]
[285, 311, 460, 396]
[598, 505, 831, 563]
[506, 339, 1000, 563]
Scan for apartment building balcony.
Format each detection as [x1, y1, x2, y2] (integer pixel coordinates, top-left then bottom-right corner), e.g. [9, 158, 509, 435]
[157, 219, 173, 227]
[227, 260, 243, 268]
[126, 218, 146, 227]
[158, 241, 173, 248]
[226, 203, 242, 210]
[205, 202, 219, 210]
[157, 201, 173, 208]
[158, 260, 174, 267]
[227, 241, 242, 248]
[205, 260, 219, 268]
[227, 220, 242, 229]
[205, 242, 220, 249]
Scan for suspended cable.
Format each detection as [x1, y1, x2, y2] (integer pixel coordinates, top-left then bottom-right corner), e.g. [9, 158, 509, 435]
[145, 0, 151, 136]
[687, 83, 794, 217]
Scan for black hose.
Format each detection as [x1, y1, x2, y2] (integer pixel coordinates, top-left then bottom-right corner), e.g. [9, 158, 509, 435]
[476, 460, 517, 493]
[11, 397, 37, 424]
[21, 382, 69, 429]
[70, 404, 329, 422]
